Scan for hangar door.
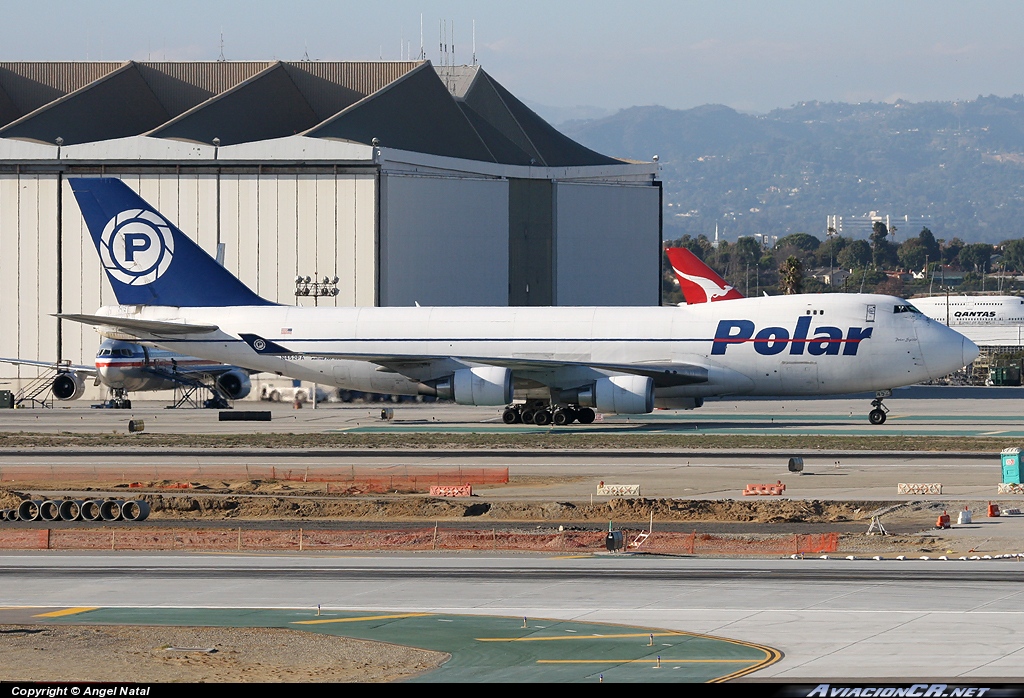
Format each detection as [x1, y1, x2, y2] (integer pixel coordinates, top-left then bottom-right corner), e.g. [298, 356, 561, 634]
[554, 182, 660, 306]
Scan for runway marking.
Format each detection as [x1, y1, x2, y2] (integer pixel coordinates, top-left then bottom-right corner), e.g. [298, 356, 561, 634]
[982, 430, 1008, 436]
[477, 631, 686, 642]
[34, 607, 98, 618]
[536, 658, 756, 664]
[294, 612, 432, 625]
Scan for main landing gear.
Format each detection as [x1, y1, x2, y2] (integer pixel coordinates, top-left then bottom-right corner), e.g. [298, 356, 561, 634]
[502, 400, 596, 426]
[868, 389, 892, 425]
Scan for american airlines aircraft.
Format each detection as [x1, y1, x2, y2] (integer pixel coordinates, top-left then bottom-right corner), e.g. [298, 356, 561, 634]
[60, 178, 978, 426]
[0, 339, 254, 408]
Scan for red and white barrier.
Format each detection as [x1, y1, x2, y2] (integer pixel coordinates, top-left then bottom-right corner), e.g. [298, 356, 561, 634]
[429, 485, 472, 497]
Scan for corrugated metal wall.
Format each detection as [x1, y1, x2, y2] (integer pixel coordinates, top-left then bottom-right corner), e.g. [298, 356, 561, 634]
[554, 182, 660, 306]
[379, 173, 509, 307]
[0, 172, 377, 390]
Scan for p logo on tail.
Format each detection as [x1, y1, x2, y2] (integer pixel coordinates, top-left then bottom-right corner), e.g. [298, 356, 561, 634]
[99, 208, 175, 286]
[70, 178, 273, 308]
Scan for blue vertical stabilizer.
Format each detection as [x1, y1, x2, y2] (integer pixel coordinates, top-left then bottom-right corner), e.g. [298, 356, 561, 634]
[70, 178, 274, 307]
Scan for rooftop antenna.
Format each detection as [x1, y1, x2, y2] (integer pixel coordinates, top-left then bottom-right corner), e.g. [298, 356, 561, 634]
[419, 14, 425, 59]
[452, 20, 455, 66]
[302, 42, 311, 62]
[218, 31, 226, 62]
[472, 20, 477, 66]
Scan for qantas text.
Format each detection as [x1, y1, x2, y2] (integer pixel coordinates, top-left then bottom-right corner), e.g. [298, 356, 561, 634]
[712, 318, 873, 356]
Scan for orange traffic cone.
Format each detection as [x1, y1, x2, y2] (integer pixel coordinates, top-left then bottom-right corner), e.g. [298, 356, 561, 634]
[936, 511, 951, 529]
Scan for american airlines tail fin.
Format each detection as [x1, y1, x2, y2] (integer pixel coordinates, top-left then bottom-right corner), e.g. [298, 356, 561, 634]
[665, 247, 745, 304]
[69, 178, 273, 307]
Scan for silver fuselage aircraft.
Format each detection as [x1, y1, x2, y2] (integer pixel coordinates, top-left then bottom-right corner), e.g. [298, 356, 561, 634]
[0, 339, 254, 407]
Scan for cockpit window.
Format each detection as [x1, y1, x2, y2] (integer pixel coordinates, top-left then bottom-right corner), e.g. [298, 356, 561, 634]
[99, 349, 111, 356]
[893, 304, 922, 314]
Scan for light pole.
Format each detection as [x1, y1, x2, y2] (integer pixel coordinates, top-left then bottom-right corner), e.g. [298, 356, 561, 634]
[295, 275, 340, 307]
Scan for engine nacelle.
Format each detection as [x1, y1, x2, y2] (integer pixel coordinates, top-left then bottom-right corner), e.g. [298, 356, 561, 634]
[432, 367, 513, 406]
[578, 375, 654, 414]
[52, 371, 86, 401]
[216, 370, 252, 400]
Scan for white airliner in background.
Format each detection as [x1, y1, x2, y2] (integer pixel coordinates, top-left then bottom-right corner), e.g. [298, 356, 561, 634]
[59, 178, 979, 426]
[0, 339, 254, 408]
[909, 295, 1024, 346]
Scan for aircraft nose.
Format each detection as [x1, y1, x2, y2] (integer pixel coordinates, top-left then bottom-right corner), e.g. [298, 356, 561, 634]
[921, 323, 977, 379]
[962, 336, 980, 368]
[99, 365, 123, 384]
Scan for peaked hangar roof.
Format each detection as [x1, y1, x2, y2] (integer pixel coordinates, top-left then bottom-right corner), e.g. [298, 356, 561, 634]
[0, 60, 619, 167]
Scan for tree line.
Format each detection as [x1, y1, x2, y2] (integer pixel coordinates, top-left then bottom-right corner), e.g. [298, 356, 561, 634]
[663, 225, 1024, 304]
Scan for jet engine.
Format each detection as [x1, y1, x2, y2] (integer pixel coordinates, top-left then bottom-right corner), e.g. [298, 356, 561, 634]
[577, 375, 654, 414]
[427, 366, 513, 406]
[52, 371, 86, 401]
[215, 370, 252, 400]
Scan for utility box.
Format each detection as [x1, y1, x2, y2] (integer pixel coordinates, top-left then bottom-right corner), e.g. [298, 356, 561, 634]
[1001, 447, 1021, 484]
[605, 531, 624, 552]
[0, 390, 13, 408]
[990, 366, 1022, 386]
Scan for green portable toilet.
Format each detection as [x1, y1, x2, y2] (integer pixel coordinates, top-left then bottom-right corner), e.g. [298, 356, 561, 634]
[1001, 447, 1021, 484]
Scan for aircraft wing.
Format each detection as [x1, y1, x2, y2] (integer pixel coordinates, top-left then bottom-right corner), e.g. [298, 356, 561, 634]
[238, 334, 708, 387]
[0, 357, 97, 377]
[57, 314, 220, 337]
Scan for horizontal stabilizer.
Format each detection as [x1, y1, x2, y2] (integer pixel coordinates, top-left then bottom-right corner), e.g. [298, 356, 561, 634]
[56, 314, 219, 337]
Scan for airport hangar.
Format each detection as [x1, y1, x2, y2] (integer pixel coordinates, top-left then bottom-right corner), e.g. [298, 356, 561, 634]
[0, 60, 660, 398]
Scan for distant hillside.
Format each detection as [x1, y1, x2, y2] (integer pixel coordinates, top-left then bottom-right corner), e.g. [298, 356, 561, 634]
[561, 97, 1024, 244]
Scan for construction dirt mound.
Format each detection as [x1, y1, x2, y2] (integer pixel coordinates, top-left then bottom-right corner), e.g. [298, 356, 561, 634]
[0, 486, 880, 523]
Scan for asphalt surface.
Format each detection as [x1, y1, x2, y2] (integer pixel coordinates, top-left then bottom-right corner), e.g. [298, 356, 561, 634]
[3, 554, 1024, 681]
[3, 386, 1024, 682]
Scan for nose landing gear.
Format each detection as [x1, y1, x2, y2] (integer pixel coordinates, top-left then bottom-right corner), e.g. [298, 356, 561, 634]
[868, 389, 892, 425]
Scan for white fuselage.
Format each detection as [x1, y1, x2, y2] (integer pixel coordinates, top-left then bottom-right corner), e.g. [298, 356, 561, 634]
[911, 295, 1024, 346]
[92, 293, 976, 406]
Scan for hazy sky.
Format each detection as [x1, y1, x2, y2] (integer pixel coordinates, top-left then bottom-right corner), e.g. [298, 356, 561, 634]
[5, 1, 1023, 114]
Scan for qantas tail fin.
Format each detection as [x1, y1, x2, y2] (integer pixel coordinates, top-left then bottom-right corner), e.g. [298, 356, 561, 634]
[69, 178, 273, 307]
[665, 247, 745, 304]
